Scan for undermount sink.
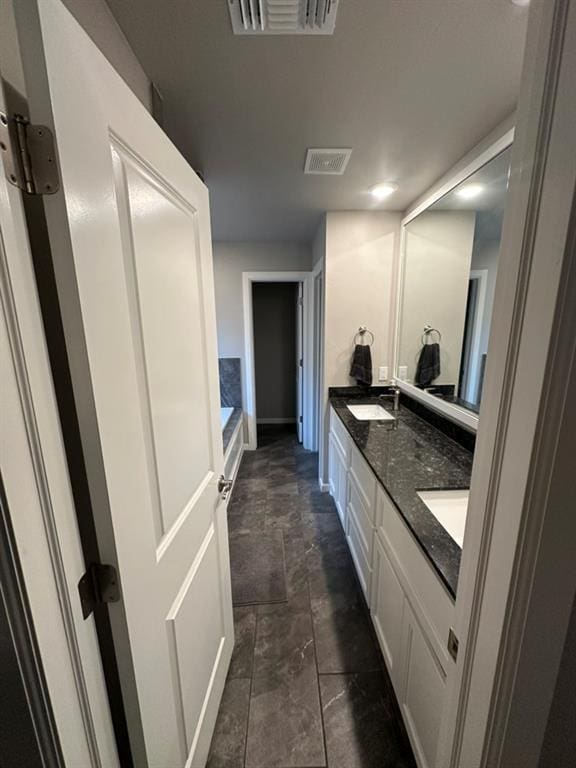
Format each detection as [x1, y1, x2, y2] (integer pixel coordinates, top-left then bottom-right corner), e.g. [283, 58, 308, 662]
[417, 489, 469, 547]
[346, 404, 395, 422]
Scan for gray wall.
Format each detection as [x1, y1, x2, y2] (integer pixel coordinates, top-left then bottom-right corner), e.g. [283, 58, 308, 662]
[539, 593, 576, 767]
[0, 590, 43, 768]
[0, 0, 151, 110]
[253, 283, 298, 422]
[212, 241, 312, 414]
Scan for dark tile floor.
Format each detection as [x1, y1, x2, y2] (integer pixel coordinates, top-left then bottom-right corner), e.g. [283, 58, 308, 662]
[208, 425, 416, 768]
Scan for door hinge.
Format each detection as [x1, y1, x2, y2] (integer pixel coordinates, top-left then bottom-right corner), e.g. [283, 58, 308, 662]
[297, 297, 304, 307]
[78, 563, 120, 620]
[299, 415, 303, 423]
[0, 112, 60, 195]
[299, 358, 303, 367]
[448, 627, 459, 662]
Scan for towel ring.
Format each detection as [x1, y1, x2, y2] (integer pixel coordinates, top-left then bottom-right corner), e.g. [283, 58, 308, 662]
[354, 326, 374, 346]
[421, 325, 441, 345]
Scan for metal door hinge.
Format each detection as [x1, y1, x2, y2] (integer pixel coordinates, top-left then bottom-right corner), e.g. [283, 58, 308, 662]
[448, 627, 459, 662]
[297, 297, 304, 307]
[78, 563, 120, 620]
[299, 415, 303, 423]
[299, 358, 303, 367]
[0, 112, 60, 195]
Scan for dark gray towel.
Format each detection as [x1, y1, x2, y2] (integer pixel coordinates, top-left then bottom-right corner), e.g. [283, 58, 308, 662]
[415, 342, 440, 387]
[350, 344, 373, 386]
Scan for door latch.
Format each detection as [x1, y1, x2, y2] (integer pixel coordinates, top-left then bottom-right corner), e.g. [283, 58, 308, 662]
[78, 563, 120, 620]
[218, 475, 233, 500]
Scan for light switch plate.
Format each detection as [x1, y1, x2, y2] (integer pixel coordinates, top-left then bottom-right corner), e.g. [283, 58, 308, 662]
[378, 366, 388, 382]
[398, 365, 408, 380]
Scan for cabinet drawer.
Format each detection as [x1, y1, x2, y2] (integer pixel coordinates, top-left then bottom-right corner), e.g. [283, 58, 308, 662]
[375, 484, 454, 669]
[349, 444, 376, 521]
[347, 507, 372, 602]
[348, 472, 374, 563]
[330, 407, 351, 461]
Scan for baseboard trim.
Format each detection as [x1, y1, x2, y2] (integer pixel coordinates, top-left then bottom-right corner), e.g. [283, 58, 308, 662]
[256, 418, 297, 425]
[319, 481, 330, 492]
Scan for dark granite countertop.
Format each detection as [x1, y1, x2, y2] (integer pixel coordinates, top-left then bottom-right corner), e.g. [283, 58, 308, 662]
[330, 394, 473, 598]
[222, 407, 243, 453]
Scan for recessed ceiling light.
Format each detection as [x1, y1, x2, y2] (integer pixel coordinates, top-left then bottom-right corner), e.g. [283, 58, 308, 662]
[370, 182, 398, 200]
[510, 0, 530, 6]
[457, 184, 484, 200]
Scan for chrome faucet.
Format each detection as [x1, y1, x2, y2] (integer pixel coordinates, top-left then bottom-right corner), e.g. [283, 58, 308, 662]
[379, 385, 401, 411]
[393, 384, 401, 411]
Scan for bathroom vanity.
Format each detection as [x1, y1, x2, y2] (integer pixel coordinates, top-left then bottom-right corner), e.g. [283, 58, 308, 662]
[328, 391, 473, 768]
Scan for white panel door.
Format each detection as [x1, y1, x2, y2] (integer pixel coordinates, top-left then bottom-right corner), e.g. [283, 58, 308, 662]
[14, 1, 233, 766]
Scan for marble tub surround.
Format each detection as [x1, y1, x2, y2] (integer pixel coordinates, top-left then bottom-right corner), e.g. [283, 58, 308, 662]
[329, 391, 473, 597]
[219, 357, 243, 407]
[207, 425, 415, 768]
[222, 406, 243, 452]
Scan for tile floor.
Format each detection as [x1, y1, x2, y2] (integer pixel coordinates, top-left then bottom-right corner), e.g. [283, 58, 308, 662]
[208, 425, 416, 768]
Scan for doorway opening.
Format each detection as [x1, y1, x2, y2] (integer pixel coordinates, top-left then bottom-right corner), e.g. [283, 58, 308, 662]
[252, 282, 302, 443]
[242, 271, 312, 451]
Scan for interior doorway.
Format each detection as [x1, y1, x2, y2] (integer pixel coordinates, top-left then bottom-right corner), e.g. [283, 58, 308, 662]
[242, 271, 312, 451]
[252, 282, 302, 441]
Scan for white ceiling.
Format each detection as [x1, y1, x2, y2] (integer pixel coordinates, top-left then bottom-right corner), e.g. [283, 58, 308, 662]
[106, 0, 529, 243]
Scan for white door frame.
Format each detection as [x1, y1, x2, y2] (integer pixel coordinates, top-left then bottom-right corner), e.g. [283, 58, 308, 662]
[461, 268, 488, 404]
[0, 83, 118, 766]
[242, 271, 313, 450]
[437, 0, 576, 765]
[310, 260, 324, 455]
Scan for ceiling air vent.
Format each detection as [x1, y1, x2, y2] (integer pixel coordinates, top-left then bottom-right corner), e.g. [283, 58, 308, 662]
[304, 148, 352, 175]
[228, 0, 339, 35]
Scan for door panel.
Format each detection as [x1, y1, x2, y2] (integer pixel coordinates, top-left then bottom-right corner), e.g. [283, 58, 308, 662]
[114, 148, 213, 541]
[14, 1, 233, 766]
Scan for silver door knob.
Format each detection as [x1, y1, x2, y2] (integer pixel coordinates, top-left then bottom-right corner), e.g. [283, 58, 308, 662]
[218, 475, 233, 498]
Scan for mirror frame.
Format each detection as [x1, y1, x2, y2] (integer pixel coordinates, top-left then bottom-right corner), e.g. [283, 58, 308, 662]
[393, 117, 515, 432]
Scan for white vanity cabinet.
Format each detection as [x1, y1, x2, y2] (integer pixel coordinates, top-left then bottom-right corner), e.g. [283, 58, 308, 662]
[327, 406, 455, 768]
[328, 407, 351, 529]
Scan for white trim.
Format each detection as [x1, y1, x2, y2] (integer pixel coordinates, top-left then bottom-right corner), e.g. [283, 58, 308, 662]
[256, 418, 297, 424]
[394, 121, 515, 431]
[462, 269, 488, 405]
[402, 121, 515, 228]
[242, 271, 312, 450]
[394, 379, 478, 432]
[437, 1, 576, 765]
[0, 85, 118, 766]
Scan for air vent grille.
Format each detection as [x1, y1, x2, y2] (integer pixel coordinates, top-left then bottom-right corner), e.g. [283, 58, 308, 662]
[304, 148, 352, 175]
[228, 0, 339, 35]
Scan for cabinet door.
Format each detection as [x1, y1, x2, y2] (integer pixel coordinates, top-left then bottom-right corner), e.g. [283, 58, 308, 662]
[335, 446, 348, 531]
[371, 537, 405, 693]
[328, 433, 339, 500]
[399, 602, 447, 768]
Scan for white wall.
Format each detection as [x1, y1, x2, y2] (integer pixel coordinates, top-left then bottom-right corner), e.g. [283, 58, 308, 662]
[324, 211, 401, 389]
[213, 241, 312, 412]
[399, 210, 476, 386]
[0, 0, 151, 111]
[319, 211, 401, 481]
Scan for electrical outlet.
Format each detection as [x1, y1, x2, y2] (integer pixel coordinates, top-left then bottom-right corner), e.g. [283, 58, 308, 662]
[378, 366, 388, 382]
[398, 365, 408, 380]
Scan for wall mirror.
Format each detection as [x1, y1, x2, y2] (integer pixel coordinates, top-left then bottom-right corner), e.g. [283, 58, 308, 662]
[397, 143, 512, 422]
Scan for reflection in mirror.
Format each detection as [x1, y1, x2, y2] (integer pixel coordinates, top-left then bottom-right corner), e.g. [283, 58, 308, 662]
[398, 146, 512, 413]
